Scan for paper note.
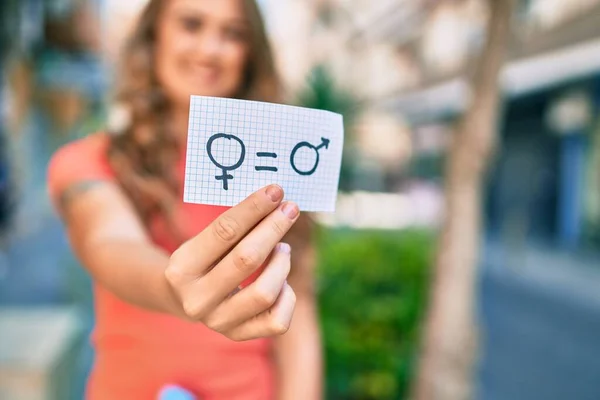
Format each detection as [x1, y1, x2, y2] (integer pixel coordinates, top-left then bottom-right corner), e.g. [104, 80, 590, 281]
[183, 96, 344, 212]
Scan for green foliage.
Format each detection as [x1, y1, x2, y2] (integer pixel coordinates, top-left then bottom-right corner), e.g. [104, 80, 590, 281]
[410, 153, 446, 181]
[295, 65, 361, 127]
[316, 228, 435, 399]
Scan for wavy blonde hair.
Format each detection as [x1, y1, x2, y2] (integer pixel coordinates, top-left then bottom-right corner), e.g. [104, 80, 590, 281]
[107, 0, 281, 240]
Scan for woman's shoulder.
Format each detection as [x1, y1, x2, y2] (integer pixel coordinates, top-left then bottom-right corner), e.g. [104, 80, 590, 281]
[52, 132, 111, 161]
[47, 133, 115, 201]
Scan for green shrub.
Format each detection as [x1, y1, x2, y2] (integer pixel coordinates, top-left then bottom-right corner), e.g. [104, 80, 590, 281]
[316, 227, 434, 400]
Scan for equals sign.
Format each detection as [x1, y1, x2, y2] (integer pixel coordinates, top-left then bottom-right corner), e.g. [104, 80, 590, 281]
[255, 152, 278, 172]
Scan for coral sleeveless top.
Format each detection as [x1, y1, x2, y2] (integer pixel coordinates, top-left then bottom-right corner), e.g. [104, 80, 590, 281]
[47, 133, 273, 400]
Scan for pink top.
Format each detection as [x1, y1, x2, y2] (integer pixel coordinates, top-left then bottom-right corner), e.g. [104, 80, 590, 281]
[47, 133, 274, 400]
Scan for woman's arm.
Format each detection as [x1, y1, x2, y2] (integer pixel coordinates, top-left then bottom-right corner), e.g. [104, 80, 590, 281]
[55, 178, 301, 341]
[59, 181, 183, 315]
[274, 216, 323, 400]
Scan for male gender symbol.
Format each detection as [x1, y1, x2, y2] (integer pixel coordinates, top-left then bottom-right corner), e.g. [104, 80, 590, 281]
[290, 137, 330, 176]
[206, 133, 246, 190]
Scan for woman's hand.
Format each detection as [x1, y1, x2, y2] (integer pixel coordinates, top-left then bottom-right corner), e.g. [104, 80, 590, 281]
[165, 184, 299, 341]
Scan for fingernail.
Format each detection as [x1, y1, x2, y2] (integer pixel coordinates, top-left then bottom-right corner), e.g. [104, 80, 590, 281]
[281, 202, 299, 219]
[276, 242, 291, 254]
[266, 185, 283, 202]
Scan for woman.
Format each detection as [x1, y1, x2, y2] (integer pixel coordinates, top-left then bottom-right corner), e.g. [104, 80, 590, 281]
[47, 1, 322, 399]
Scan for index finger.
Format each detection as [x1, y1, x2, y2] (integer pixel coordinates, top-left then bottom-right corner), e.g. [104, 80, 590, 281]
[170, 184, 284, 276]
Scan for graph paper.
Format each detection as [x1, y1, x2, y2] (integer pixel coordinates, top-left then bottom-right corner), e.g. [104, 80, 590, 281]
[183, 95, 344, 212]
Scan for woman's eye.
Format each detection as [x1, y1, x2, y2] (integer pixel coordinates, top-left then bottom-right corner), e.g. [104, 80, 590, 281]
[181, 17, 202, 32]
[224, 26, 247, 42]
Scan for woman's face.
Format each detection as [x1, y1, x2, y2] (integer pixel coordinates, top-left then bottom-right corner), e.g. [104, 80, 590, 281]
[155, 0, 250, 108]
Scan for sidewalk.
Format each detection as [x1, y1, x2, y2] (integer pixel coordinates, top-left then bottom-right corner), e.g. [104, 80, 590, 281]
[0, 212, 74, 305]
[0, 208, 94, 400]
[478, 242, 600, 400]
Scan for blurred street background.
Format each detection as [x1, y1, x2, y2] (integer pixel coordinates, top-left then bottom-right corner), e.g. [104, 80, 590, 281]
[2, 0, 600, 399]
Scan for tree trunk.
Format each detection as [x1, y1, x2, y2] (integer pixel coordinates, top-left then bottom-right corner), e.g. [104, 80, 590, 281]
[412, 1, 515, 399]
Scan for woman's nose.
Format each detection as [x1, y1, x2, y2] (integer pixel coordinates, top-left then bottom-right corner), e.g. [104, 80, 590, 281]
[197, 32, 223, 60]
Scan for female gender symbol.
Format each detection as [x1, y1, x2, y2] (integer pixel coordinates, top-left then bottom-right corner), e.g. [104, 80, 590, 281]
[290, 137, 330, 176]
[206, 133, 246, 190]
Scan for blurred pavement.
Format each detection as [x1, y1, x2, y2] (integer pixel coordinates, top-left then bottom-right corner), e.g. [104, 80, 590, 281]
[0, 213, 93, 400]
[479, 242, 600, 400]
[0, 214, 73, 305]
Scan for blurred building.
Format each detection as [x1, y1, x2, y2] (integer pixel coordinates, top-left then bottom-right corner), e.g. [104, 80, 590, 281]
[101, 0, 149, 62]
[3, 0, 106, 227]
[264, 0, 600, 248]
[378, 0, 600, 251]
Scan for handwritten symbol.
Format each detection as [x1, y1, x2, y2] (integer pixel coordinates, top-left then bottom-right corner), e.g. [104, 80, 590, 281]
[290, 137, 330, 176]
[255, 152, 278, 172]
[206, 133, 245, 190]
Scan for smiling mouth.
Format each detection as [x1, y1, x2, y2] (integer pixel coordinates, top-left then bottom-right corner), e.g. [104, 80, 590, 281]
[192, 66, 220, 83]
